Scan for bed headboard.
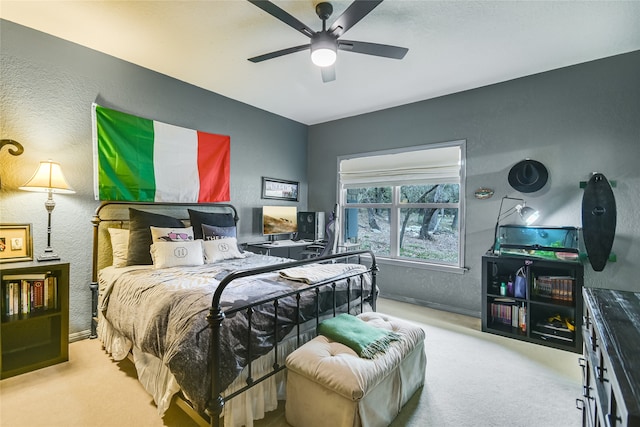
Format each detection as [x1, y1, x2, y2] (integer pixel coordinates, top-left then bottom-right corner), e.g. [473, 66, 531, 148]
[91, 201, 239, 281]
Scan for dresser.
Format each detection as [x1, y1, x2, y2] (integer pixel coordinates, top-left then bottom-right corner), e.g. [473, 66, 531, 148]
[580, 288, 640, 427]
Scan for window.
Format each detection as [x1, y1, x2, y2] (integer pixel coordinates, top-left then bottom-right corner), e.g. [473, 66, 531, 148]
[338, 141, 465, 270]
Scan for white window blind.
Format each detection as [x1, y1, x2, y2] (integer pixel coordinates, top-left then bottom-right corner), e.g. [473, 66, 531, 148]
[339, 145, 461, 187]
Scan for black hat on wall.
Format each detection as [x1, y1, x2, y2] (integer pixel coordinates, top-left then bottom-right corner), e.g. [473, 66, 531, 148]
[508, 159, 548, 193]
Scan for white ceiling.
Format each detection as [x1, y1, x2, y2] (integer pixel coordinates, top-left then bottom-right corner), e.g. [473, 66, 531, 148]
[2, 1, 640, 125]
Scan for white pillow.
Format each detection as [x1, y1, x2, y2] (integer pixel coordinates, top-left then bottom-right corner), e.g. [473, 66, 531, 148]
[150, 226, 194, 242]
[150, 240, 204, 269]
[203, 237, 245, 263]
[108, 228, 129, 268]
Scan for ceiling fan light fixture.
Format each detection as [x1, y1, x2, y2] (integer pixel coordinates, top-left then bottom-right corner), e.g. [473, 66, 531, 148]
[311, 47, 336, 67]
[311, 32, 337, 67]
[247, 0, 408, 81]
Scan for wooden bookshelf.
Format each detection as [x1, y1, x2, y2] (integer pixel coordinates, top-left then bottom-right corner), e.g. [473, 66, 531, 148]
[0, 261, 69, 378]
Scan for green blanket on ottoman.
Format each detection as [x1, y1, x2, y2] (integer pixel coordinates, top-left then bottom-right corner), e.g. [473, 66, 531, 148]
[317, 313, 401, 359]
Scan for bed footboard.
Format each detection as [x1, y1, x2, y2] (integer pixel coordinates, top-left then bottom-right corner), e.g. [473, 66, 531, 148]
[207, 250, 378, 427]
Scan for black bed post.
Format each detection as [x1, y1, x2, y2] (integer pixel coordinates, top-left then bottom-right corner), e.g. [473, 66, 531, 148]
[89, 211, 101, 339]
[370, 254, 379, 311]
[89, 282, 98, 339]
[207, 304, 225, 427]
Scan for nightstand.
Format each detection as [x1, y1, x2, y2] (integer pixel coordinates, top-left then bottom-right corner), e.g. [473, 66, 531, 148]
[0, 260, 69, 378]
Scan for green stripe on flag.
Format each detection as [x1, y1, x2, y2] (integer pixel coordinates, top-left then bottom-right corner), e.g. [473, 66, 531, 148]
[95, 105, 156, 201]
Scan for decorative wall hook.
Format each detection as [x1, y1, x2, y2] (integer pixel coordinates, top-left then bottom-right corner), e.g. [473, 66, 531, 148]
[0, 139, 25, 156]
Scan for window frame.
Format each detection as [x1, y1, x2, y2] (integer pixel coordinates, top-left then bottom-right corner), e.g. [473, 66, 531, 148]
[337, 140, 466, 272]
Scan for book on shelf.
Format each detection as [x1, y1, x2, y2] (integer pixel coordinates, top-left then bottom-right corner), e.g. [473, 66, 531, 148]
[3, 281, 20, 317]
[45, 276, 57, 310]
[490, 298, 517, 325]
[2, 273, 57, 317]
[533, 275, 575, 301]
[490, 298, 528, 333]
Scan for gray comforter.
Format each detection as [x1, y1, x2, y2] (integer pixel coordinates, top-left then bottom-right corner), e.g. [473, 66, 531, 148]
[99, 253, 372, 414]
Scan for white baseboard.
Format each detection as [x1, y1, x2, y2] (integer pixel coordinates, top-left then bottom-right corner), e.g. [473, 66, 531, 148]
[379, 294, 480, 318]
[69, 330, 92, 342]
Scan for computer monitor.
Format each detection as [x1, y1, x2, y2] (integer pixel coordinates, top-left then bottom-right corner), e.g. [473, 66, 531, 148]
[262, 206, 297, 237]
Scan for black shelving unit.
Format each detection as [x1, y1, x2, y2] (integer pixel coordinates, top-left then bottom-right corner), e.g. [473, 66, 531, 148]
[0, 261, 69, 378]
[482, 254, 583, 353]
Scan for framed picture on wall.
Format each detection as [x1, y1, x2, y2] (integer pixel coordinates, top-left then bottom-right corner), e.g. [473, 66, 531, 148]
[0, 224, 33, 263]
[261, 177, 299, 201]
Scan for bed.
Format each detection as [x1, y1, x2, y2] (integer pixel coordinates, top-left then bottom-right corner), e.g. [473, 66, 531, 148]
[89, 201, 378, 427]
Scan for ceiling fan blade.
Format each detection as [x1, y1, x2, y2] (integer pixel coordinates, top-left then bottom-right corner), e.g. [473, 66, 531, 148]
[248, 0, 315, 38]
[248, 44, 311, 63]
[328, 0, 383, 37]
[338, 40, 408, 59]
[321, 65, 336, 83]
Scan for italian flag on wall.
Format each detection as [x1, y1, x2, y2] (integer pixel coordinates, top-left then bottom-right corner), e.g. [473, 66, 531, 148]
[92, 103, 230, 202]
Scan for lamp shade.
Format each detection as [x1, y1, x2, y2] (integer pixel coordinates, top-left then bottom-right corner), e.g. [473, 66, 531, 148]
[518, 206, 540, 225]
[19, 160, 75, 194]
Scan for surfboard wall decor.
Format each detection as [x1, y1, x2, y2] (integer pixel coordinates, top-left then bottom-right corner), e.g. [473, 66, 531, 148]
[581, 172, 616, 272]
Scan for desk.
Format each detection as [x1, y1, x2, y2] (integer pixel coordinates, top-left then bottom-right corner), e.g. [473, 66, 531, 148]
[337, 242, 361, 262]
[245, 240, 314, 260]
[338, 242, 360, 253]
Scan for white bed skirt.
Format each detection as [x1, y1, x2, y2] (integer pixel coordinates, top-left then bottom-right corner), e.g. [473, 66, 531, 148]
[98, 303, 371, 427]
[98, 312, 293, 427]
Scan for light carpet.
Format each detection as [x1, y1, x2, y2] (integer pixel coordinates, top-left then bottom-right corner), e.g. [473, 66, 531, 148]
[0, 298, 582, 427]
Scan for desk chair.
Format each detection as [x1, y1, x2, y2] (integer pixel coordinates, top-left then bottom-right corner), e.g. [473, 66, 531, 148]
[301, 211, 336, 259]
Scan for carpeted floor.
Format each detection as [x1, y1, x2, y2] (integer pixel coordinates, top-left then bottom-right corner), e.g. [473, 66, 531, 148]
[0, 298, 582, 427]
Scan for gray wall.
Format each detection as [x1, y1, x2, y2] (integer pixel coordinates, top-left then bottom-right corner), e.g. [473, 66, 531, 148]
[0, 21, 308, 337]
[2, 20, 638, 332]
[308, 51, 640, 316]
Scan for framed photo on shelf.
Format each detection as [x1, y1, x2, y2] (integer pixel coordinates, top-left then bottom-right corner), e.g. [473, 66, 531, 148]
[261, 177, 299, 201]
[0, 223, 33, 263]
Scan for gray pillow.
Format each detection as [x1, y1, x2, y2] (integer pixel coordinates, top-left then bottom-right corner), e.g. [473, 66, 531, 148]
[188, 209, 236, 240]
[202, 224, 237, 240]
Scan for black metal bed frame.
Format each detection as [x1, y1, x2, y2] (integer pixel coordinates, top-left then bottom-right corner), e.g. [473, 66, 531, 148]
[89, 201, 378, 427]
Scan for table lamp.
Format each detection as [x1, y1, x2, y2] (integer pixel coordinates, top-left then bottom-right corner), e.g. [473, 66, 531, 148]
[19, 160, 75, 261]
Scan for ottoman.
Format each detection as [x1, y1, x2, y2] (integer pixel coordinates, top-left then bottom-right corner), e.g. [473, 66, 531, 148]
[285, 312, 426, 427]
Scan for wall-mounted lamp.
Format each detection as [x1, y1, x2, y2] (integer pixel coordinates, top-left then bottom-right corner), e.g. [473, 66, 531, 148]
[19, 160, 75, 261]
[491, 196, 540, 254]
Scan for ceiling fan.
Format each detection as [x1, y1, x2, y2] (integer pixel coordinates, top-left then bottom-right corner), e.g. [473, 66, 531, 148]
[247, 0, 409, 83]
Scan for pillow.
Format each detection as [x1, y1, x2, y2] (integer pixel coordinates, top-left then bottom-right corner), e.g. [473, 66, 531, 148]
[150, 241, 204, 269]
[151, 226, 194, 242]
[203, 237, 245, 263]
[188, 209, 235, 240]
[108, 228, 129, 268]
[202, 224, 236, 240]
[127, 208, 184, 266]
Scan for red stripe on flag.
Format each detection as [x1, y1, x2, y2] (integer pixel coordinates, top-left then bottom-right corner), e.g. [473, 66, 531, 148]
[196, 132, 230, 202]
